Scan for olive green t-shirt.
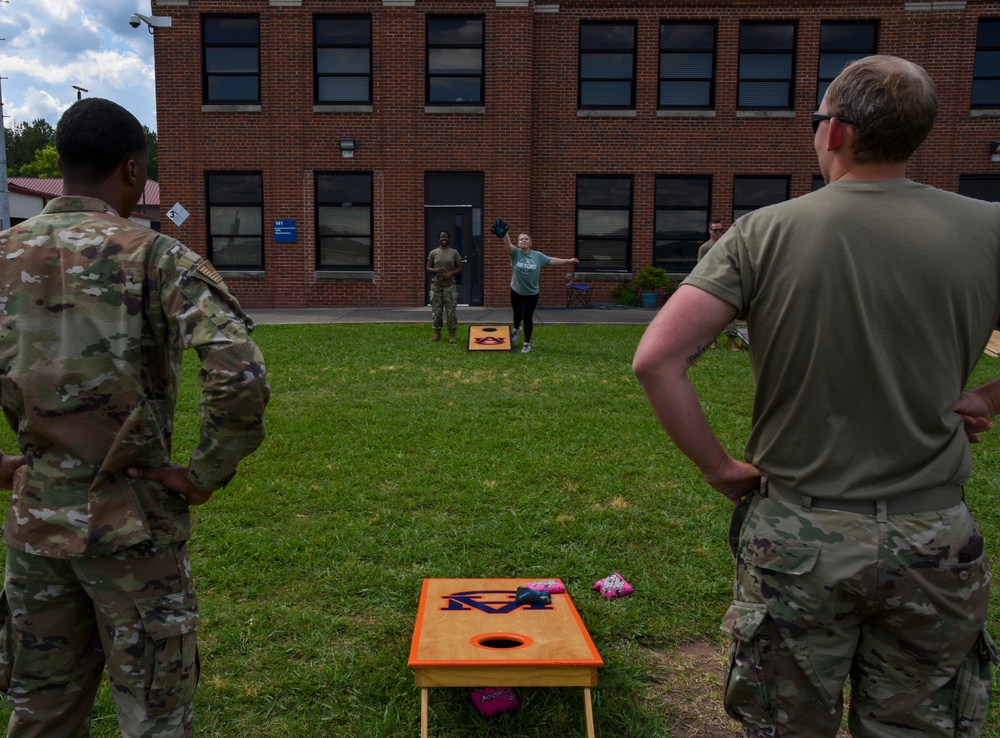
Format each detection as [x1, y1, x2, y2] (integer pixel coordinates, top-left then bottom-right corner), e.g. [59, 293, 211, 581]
[686, 179, 1000, 500]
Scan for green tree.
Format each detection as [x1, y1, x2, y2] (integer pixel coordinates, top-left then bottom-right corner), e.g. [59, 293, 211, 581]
[143, 126, 158, 182]
[18, 144, 61, 178]
[5, 118, 55, 175]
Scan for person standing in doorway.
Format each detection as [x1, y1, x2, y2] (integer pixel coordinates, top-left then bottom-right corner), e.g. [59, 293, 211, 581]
[502, 229, 578, 354]
[426, 230, 462, 343]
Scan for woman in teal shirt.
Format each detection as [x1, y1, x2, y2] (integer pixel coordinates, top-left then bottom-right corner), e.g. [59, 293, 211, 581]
[502, 230, 578, 353]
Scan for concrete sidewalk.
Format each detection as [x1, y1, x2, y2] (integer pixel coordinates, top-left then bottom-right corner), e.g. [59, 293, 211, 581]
[246, 304, 657, 326]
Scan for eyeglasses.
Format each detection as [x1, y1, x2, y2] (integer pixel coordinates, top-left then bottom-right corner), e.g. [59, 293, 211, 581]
[709, 228, 723, 233]
[812, 113, 854, 134]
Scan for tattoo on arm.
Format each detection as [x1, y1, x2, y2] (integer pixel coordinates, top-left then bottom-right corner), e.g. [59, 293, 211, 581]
[686, 343, 711, 365]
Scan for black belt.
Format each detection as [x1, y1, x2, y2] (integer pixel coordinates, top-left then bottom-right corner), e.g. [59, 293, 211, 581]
[762, 477, 964, 516]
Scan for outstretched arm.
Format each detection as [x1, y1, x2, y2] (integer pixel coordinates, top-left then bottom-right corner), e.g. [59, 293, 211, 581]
[502, 232, 517, 254]
[549, 257, 579, 267]
[633, 284, 762, 504]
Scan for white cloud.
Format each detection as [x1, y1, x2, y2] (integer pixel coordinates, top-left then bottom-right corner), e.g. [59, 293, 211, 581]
[0, 0, 157, 130]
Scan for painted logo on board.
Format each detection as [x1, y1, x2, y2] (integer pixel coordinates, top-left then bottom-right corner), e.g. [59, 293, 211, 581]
[439, 590, 554, 614]
[473, 336, 507, 346]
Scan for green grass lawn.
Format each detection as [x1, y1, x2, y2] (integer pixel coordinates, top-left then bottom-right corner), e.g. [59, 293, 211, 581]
[0, 322, 997, 736]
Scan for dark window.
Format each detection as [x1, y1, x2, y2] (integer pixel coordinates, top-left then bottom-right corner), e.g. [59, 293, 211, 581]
[202, 15, 260, 104]
[973, 18, 1000, 108]
[576, 176, 632, 270]
[426, 17, 484, 105]
[316, 173, 373, 269]
[959, 176, 1000, 202]
[579, 22, 637, 109]
[654, 176, 711, 272]
[733, 176, 789, 220]
[812, 175, 826, 191]
[659, 22, 716, 109]
[817, 21, 878, 106]
[315, 15, 372, 104]
[738, 22, 796, 109]
[206, 173, 263, 268]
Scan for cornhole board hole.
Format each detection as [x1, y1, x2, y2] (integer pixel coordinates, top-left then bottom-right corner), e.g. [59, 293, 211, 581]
[468, 325, 512, 351]
[408, 578, 603, 737]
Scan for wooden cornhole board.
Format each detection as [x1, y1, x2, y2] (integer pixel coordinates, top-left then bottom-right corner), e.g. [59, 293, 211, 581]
[468, 325, 512, 351]
[408, 578, 603, 737]
[985, 330, 1000, 357]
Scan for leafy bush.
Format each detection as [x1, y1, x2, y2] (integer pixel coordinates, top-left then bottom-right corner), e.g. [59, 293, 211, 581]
[634, 265, 672, 293]
[612, 277, 639, 306]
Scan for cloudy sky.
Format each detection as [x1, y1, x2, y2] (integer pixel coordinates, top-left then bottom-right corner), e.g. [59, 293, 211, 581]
[0, 0, 158, 132]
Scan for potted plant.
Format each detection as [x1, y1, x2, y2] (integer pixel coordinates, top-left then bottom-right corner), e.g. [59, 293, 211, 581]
[633, 265, 672, 308]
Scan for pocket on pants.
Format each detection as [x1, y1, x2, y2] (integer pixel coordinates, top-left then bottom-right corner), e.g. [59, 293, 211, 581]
[134, 591, 200, 717]
[721, 600, 775, 733]
[953, 629, 1000, 737]
[0, 589, 11, 693]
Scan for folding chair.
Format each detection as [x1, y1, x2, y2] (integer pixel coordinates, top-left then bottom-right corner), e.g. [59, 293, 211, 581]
[566, 285, 592, 308]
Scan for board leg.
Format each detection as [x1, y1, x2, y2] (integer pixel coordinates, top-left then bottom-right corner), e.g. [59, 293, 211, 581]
[421, 687, 429, 738]
[584, 687, 595, 738]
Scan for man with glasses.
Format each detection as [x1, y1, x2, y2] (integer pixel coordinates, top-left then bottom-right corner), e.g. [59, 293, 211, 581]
[697, 220, 740, 350]
[635, 55, 1000, 737]
[697, 219, 725, 262]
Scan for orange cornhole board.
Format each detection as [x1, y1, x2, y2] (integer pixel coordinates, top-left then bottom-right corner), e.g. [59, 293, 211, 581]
[408, 578, 603, 737]
[467, 325, 512, 351]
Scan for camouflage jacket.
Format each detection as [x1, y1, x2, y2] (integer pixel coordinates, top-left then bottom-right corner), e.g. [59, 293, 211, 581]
[0, 196, 270, 558]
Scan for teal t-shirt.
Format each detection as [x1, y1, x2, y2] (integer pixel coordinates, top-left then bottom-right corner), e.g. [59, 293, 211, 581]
[509, 249, 551, 295]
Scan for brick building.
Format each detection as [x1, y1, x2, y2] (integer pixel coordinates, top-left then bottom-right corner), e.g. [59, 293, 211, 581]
[148, 0, 1000, 309]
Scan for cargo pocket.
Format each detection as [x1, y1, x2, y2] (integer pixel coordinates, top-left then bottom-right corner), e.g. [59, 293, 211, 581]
[134, 591, 200, 717]
[721, 600, 775, 734]
[0, 589, 11, 693]
[953, 629, 1000, 737]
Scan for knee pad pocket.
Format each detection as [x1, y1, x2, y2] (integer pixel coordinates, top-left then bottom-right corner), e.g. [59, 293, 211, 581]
[953, 629, 1000, 737]
[721, 600, 776, 734]
[134, 591, 200, 717]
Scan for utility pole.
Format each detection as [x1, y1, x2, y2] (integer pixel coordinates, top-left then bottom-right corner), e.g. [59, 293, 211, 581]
[0, 72, 10, 231]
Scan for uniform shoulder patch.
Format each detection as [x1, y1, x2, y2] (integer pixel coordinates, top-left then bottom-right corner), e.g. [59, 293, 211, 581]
[195, 260, 223, 284]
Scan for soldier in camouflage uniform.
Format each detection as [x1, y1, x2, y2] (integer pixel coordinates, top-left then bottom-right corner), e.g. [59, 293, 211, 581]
[426, 230, 462, 343]
[0, 98, 270, 737]
[634, 56, 1000, 737]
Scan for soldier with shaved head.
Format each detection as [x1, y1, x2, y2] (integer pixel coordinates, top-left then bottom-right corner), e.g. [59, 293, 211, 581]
[0, 97, 270, 737]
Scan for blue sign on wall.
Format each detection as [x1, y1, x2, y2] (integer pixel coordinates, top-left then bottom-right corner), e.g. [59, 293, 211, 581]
[274, 219, 297, 243]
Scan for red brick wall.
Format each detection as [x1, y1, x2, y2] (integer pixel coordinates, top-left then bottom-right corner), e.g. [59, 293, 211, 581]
[152, 0, 1000, 309]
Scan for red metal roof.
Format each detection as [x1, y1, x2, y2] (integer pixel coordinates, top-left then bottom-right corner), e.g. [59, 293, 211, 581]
[7, 178, 159, 206]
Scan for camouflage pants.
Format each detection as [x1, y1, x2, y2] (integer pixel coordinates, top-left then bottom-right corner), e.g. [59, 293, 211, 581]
[723, 491, 997, 738]
[0, 542, 199, 738]
[430, 281, 458, 332]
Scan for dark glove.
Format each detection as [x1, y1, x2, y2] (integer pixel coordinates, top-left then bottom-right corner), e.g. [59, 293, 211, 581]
[490, 217, 510, 239]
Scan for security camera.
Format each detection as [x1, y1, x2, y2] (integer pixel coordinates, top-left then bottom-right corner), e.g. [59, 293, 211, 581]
[128, 13, 172, 32]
